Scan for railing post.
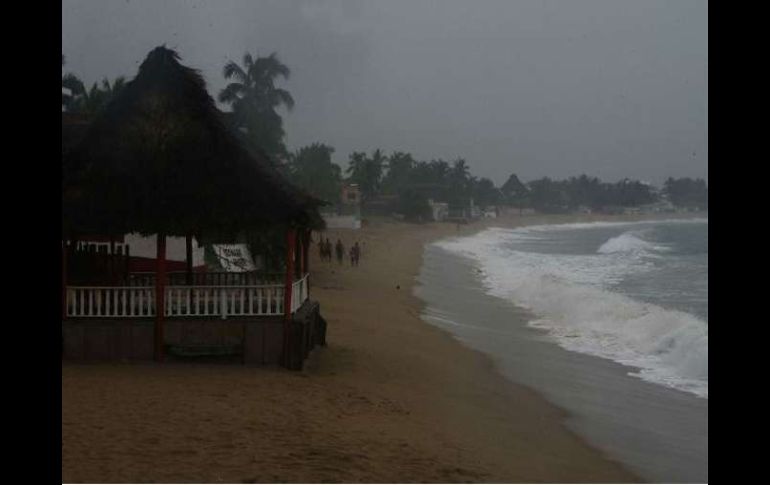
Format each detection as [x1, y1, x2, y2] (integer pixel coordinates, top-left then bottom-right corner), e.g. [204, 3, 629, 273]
[154, 233, 166, 362]
[221, 288, 227, 320]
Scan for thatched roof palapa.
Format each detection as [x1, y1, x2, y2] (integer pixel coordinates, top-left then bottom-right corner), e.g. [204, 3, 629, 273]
[63, 46, 323, 239]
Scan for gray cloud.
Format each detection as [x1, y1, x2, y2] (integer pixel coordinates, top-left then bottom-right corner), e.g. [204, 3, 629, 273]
[63, 0, 707, 185]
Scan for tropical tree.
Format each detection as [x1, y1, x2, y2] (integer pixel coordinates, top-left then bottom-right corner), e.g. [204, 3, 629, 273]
[62, 55, 86, 111]
[471, 177, 501, 208]
[287, 143, 342, 204]
[218, 52, 294, 162]
[663, 177, 708, 208]
[346, 149, 385, 202]
[382, 151, 415, 195]
[66, 76, 127, 116]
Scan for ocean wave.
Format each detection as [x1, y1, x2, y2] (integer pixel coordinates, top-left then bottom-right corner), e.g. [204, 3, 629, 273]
[513, 217, 708, 234]
[597, 230, 670, 256]
[435, 226, 708, 398]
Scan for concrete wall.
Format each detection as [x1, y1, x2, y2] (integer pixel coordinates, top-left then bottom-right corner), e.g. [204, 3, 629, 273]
[322, 214, 362, 229]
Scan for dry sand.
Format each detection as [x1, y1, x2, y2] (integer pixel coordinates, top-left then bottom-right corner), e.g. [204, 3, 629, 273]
[62, 212, 671, 483]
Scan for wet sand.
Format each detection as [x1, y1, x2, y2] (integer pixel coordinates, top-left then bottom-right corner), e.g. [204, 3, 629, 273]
[62, 212, 659, 483]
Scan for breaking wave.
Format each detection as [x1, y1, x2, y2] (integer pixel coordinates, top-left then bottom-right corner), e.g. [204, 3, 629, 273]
[435, 223, 708, 398]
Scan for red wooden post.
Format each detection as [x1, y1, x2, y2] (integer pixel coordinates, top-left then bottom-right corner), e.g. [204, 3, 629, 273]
[302, 230, 310, 298]
[154, 233, 167, 362]
[298, 233, 305, 276]
[283, 228, 296, 366]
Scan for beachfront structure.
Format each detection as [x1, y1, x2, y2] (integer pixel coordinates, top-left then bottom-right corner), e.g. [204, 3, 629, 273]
[427, 199, 449, 222]
[62, 47, 326, 369]
[321, 183, 362, 229]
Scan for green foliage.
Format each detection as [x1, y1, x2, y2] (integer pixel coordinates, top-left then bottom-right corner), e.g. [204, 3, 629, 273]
[524, 175, 657, 213]
[381, 151, 415, 194]
[397, 188, 432, 222]
[218, 52, 294, 162]
[471, 177, 502, 208]
[287, 143, 342, 204]
[345, 149, 385, 202]
[663, 177, 708, 208]
[64, 74, 127, 115]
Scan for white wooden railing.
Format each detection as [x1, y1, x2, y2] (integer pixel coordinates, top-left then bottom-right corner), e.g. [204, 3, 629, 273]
[290, 274, 309, 314]
[65, 274, 310, 319]
[66, 287, 156, 317]
[164, 285, 284, 317]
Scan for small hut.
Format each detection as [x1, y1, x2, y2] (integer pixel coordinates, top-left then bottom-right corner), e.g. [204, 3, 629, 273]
[62, 47, 325, 368]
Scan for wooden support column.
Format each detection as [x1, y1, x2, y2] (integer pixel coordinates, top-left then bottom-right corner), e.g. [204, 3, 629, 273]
[185, 234, 193, 285]
[297, 233, 304, 277]
[154, 233, 167, 362]
[302, 230, 310, 298]
[283, 228, 296, 367]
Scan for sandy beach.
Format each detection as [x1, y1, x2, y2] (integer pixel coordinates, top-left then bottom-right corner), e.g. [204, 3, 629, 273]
[60, 211, 686, 483]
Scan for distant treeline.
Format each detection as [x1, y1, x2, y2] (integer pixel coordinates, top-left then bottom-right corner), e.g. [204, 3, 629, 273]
[283, 145, 502, 220]
[63, 51, 707, 219]
[284, 144, 708, 218]
[501, 174, 708, 214]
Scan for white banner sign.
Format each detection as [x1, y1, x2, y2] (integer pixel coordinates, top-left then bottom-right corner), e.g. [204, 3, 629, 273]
[211, 244, 256, 272]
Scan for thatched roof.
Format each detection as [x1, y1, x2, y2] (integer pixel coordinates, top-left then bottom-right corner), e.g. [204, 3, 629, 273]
[63, 46, 323, 238]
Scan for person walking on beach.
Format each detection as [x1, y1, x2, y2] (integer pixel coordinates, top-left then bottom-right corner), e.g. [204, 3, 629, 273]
[351, 241, 361, 266]
[335, 239, 345, 265]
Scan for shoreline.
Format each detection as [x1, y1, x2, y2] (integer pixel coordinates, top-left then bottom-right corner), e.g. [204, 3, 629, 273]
[308, 211, 650, 482]
[62, 211, 705, 482]
[415, 214, 708, 482]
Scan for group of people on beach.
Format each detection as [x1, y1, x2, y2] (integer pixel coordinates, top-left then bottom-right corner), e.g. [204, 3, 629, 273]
[318, 237, 361, 267]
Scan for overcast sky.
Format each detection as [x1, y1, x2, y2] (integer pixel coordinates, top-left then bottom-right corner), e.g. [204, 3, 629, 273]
[62, 0, 707, 186]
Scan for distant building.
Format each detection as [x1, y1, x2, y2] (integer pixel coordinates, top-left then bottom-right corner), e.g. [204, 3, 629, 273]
[341, 183, 361, 207]
[428, 199, 449, 222]
[321, 183, 362, 228]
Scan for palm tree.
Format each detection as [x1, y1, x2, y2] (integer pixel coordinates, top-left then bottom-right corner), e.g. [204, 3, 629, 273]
[70, 77, 127, 116]
[62, 55, 85, 111]
[346, 150, 384, 202]
[218, 52, 295, 161]
[382, 151, 415, 194]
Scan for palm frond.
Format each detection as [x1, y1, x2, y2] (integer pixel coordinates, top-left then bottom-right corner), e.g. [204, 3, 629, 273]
[222, 60, 248, 83]
[218, 83, 246, 104]
[62, 73, 86, 96]
[270, 88, 295, 111]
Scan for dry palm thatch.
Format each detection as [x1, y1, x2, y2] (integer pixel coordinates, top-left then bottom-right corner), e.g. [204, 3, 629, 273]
[63, 46, 323, 239]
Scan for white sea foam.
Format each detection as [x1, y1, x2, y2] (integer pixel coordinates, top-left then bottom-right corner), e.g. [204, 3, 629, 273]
[597, 230, 671, 256]
[435, 223, 708, 398]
